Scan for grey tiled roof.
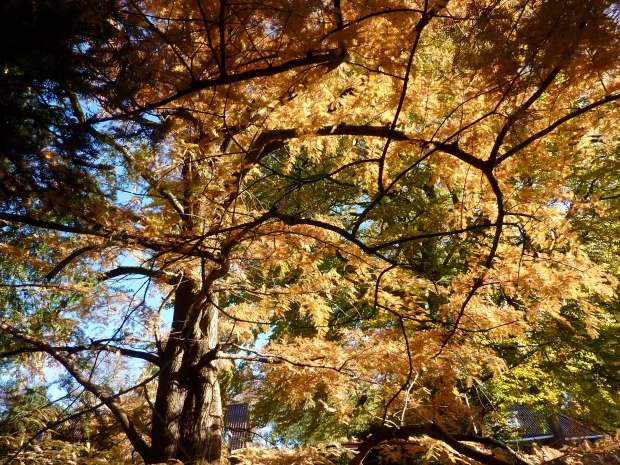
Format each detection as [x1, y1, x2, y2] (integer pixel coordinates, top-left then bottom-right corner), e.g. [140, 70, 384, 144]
[510, 405, 604, 441]
[224, 404, 250, 450]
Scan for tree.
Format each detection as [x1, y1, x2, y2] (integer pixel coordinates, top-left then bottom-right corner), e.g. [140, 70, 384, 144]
[1, 0, 620, 464]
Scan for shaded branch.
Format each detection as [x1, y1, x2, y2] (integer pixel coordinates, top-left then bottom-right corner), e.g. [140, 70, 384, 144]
[377, 4, 431, 192]
[216, 351, 275, 364]
[496, 93, 620, 163]
[452, 434, 535, 465]
[439, 168, 504, 350]
[46, 243, 115, 281]
[91, 49, 347, 123]
[2, 363, 164, 465]
[0, 342, 161, 366]
[433, 142, 487, 171]
[489, 67, 561, 162]
[332, 0, 343, 29]
[102, 266, 180, 285]
[370, 222, 510, 251]
[350, 424, 515, 465]
[0, 212, 221, 262]
[271, 211, 510, 258]
[67, 91, 185, 217]
[0, 212, 113, 237]
[244, 124, 411, 165]
[320, 8, 425, 40]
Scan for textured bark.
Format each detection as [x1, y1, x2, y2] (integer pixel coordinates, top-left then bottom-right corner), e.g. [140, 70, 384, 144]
[150, 278, 222, 464]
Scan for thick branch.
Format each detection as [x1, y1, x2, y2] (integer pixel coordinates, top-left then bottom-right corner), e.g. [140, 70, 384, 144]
[0, 212, 221, 261]
[0, 343, 161, 366]
[0, 212, 113, 237]
[377, 4, 433, 192]
[433, 142, 487, 171]
[216, 351, 275, 364]
[496, 93, 620, 164]
[66, 343, 161, 365]
[91, 49, 347, 123]
[350, 424, 515, 465]
[489, 67, 561, 161]
[246, 124, 410, 162]
[103, 266, 180, 284]
[271, 211, 508, 259]
[452, 435, 535, 465]
[46, 244, 114, 281]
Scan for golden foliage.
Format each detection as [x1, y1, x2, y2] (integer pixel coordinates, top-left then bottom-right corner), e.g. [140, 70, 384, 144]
[2, 0, 620, 462]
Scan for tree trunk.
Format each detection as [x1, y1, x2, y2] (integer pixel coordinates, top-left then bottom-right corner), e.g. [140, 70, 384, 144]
[547, 415, 566, 448]
[150, 278, 222, 464]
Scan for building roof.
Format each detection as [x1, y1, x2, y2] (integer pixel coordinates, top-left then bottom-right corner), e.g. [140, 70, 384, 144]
[54, 417, 87, 442]
[510, 405, 604, 442]
[224, 404, 250, 450]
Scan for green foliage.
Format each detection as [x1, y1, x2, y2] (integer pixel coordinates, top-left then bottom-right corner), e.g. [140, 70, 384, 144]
[478, 139, 620, 435]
